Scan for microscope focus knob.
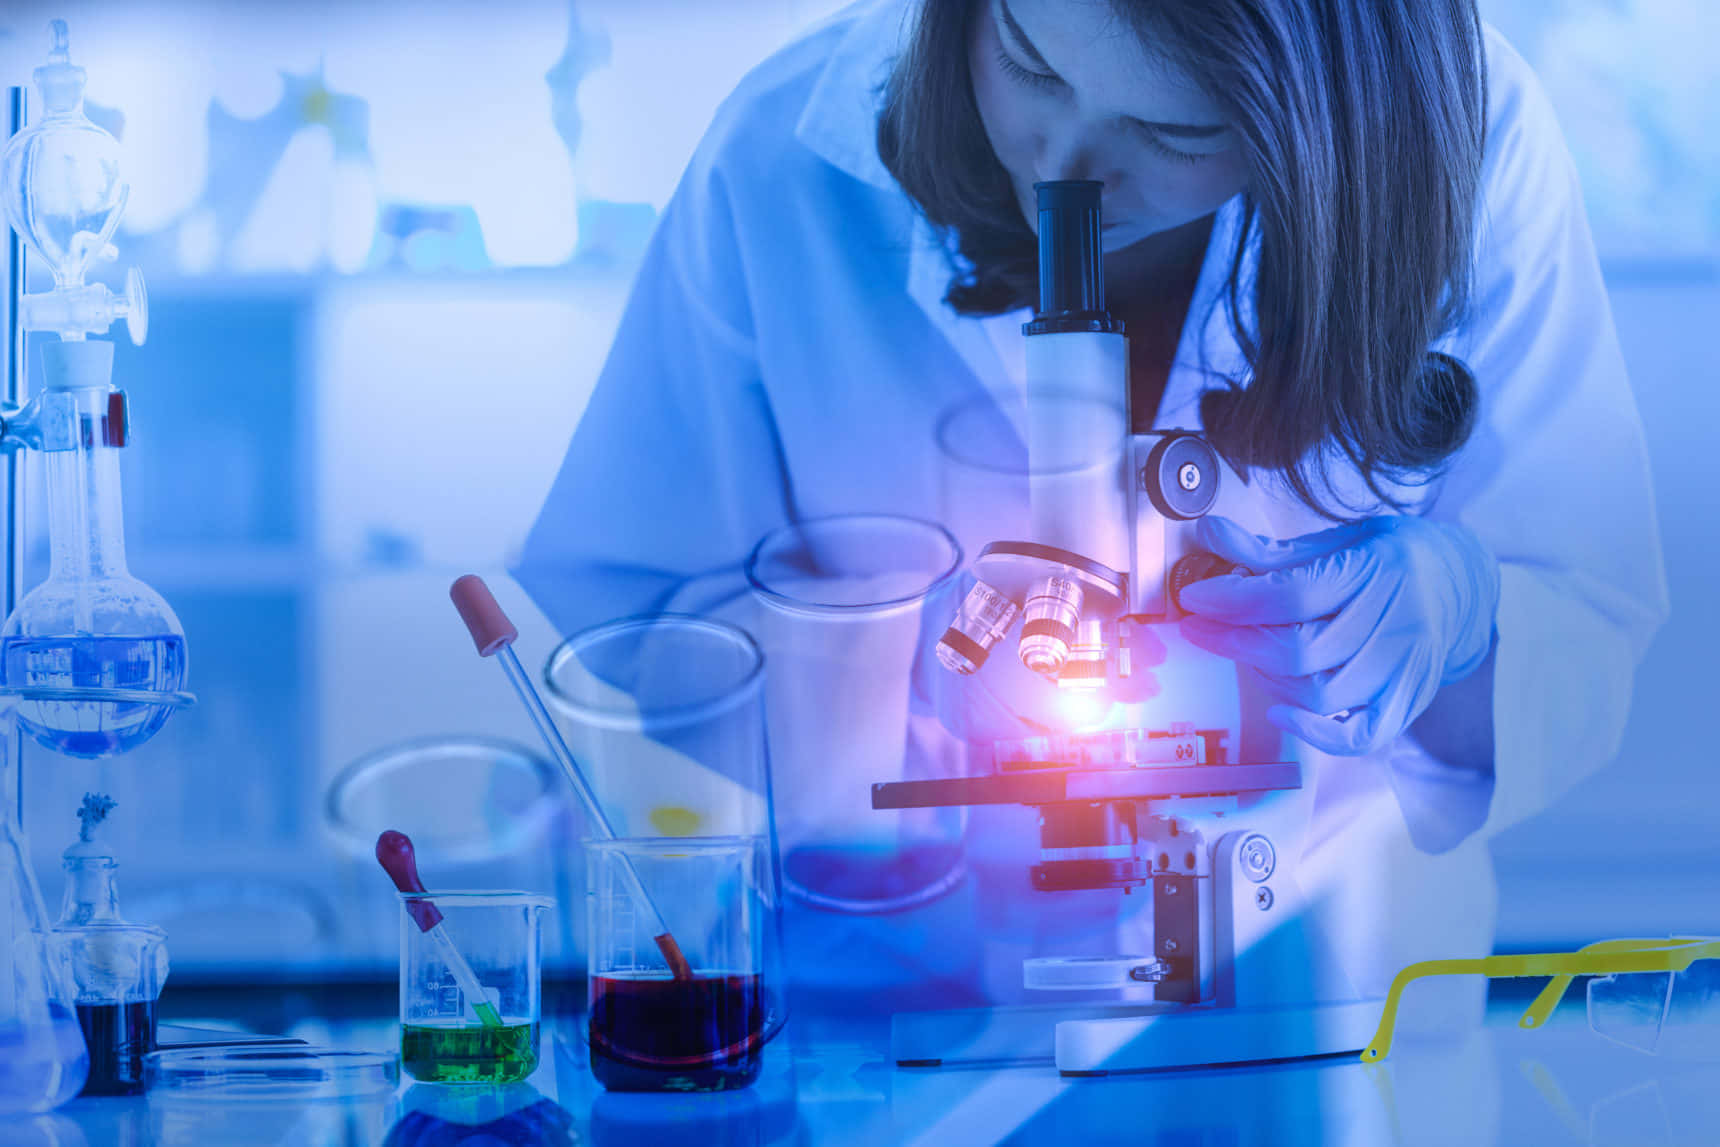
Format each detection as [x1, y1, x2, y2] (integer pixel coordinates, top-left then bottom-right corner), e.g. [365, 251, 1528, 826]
[1142, 433, 1220, 521]
[1169, 552, 1244, 613]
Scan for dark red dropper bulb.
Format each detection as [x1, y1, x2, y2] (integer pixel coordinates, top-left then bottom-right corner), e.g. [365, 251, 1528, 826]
[376, 829, 444, 932]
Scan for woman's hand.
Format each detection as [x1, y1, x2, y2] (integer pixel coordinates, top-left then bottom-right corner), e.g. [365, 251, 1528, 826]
[1178, 515, 1499, 756]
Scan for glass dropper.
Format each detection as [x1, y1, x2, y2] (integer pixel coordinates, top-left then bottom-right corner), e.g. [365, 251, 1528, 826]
[448, 575, 694, 982]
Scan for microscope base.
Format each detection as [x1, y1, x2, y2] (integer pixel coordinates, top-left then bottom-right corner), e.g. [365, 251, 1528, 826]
[892, 999, 1382, 1074]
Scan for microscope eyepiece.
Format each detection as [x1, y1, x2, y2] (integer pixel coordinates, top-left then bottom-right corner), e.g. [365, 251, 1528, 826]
[1025, 180, 1120, 337]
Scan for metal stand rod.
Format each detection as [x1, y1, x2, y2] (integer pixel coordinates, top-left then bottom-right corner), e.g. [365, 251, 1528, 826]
[5, 85, 26, 824]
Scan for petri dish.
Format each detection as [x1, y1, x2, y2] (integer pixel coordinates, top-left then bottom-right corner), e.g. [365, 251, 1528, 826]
[144, 1046, 399, 1100]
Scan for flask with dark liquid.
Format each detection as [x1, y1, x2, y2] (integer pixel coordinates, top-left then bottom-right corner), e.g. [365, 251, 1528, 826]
[74, 997, 155, 1095]
[47, 794, 168, 1097]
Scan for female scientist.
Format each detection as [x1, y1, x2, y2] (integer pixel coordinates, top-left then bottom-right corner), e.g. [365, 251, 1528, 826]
[514, 0, 1667, 1022]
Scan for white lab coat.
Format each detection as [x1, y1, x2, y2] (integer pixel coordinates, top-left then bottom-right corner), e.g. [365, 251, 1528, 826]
[514, 0, 1668, 1021]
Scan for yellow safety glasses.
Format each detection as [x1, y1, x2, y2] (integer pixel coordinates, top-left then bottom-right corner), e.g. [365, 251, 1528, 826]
[1363, 936, 1720, 1063]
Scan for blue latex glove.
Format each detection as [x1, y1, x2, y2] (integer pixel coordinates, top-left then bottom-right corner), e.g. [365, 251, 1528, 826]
[1178, 515, 1499, 756]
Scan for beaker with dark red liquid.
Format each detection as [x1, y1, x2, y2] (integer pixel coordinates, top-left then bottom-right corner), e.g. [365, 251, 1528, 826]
[585, 837, 784, 1092]
[547, 617, 787, 1092]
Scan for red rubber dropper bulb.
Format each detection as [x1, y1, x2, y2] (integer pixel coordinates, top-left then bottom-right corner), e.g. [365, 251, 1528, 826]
[376, 830, 444, 932]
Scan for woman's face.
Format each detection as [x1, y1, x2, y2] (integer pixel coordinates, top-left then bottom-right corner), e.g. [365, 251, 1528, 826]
[968, 0, 1248, 250]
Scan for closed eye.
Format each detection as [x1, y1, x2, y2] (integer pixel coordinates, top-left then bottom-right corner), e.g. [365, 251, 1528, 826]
[994, 46, 1065, 93]
[994, 0, 1228, 164]
[1125, 121, 1207, 165]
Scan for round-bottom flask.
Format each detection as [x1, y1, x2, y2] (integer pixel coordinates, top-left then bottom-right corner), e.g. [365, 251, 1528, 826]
[0, 344, 188, 759]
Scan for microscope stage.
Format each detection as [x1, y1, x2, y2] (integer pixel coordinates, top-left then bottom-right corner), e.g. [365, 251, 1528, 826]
[871, 763, 1299, 809]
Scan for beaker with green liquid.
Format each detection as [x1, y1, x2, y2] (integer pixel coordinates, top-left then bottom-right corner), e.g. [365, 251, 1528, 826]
[398, 891, 550, 1084]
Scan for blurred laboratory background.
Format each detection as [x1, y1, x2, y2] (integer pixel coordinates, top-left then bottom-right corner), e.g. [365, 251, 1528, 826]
[0, 0, 1712, 988]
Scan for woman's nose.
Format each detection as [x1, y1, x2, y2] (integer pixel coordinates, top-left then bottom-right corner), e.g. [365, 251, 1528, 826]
[1036, 134, 1092, 182]
[1035, 132, 1120, 193]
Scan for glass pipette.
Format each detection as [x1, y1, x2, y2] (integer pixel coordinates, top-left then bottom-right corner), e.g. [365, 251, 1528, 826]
[375, 829, 503, 1029]
[449, 575, 693, 982]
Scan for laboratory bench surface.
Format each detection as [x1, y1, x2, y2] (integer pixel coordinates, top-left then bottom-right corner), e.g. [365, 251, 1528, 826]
[6, 1005, 1717, 1146]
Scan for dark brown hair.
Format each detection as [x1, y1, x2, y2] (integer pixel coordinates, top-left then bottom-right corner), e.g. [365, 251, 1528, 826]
[877, 0, 1487, 515]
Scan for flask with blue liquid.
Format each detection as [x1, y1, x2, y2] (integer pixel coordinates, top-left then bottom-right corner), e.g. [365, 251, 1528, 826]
[0, 339, 187, 756]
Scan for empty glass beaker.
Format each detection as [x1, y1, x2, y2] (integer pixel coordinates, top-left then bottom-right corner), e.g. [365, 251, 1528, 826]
[936, 390, 1129, 574]
[746, 515, 966, 914]
[326, 738, 564, 866]
[587, 836, 782, 1092]
[398, 891, 549, 1085]
[543, 615, 774, 843]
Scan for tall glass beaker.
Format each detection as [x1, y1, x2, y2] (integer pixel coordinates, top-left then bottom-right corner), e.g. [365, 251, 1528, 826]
[544, 615, 774, 843]
[543, 616, 786, 1088]
[745, 515, 965, 914]
[0, 702, 89, 1113]
[936, 391, 1129, 585]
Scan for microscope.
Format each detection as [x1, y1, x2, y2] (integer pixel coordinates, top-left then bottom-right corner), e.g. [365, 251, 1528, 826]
[873, 182, 1381, 1075]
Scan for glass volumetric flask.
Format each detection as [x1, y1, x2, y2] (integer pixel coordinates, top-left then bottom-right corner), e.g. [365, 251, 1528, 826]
[0, 704, 89, 1114]
[0, 341, 189, 758]
[745, 515, 966, 914]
